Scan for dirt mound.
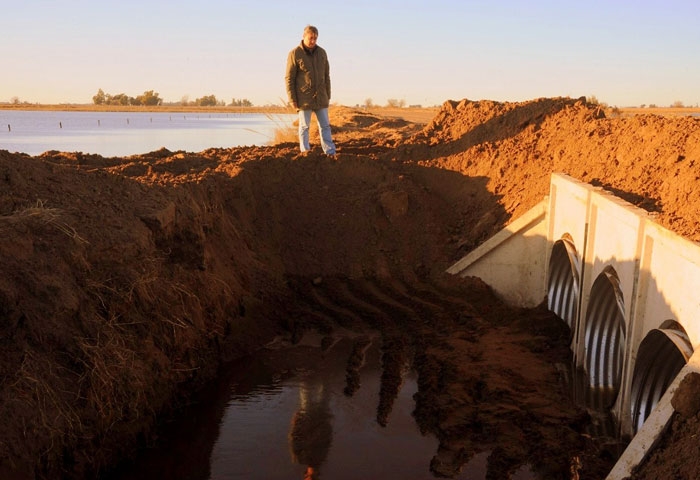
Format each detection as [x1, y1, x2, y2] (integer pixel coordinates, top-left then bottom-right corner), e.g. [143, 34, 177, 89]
[414, 96, 601, 148]
[331, 106, 385, 129]
[399, 97, 700, 246]
[1, 97, 699, 479]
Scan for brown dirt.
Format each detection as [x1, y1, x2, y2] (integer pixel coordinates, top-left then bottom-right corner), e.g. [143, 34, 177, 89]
[1, 98, 700, 479]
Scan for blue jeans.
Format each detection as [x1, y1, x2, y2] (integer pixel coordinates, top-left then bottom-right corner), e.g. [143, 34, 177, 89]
[298, 108, 336, 154]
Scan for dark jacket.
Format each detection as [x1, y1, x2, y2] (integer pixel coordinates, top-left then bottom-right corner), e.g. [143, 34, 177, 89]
[285, 42, 331, 111]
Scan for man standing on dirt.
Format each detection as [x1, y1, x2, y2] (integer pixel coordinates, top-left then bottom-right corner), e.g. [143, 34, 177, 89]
[285, 25, 337, 156]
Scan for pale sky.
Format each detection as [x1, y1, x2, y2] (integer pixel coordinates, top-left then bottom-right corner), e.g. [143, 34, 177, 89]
[2, 0, 699, 108]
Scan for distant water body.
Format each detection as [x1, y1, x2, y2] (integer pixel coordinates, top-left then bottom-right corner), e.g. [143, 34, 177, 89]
[0, 110, 296, 157]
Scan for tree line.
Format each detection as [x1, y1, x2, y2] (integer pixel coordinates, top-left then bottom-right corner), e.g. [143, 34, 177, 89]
[92, 89, 252, 107]
[92, 89, 162, 106]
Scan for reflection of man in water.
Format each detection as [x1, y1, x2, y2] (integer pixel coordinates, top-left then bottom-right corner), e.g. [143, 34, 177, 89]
[288, 381, 333, 479]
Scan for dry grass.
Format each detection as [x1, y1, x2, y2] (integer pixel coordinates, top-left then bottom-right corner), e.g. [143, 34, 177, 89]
[3, 349, 83, 468]
[5, 102, 696, 120]
[619, 107, 700, 118]
[0, 199, 88, 244]
[366, 106, 439, 124]
[244, 101, 298, 145]
[270, 119, 298, 145]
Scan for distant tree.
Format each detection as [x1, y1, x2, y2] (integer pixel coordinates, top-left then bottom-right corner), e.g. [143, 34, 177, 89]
[671, 100, 684, 108]
[587, 95, 599, 105]
[180, 95, 190, 106]
[649, 104, 657, 108]
[363, 98, 374, 108]
[196, 94, 218, 106]
[109, 93, 130, 106]
[11, 96, 20, 105]
[93, 89, 106, 105]
[93, 89, 162, 106]
[136, 90, 162, 106]
[386, 98, 405, 108]
[230, 98, 253, 107]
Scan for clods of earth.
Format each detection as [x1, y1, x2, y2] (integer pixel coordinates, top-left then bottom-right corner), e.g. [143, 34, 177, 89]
[2, 97, 700, 479]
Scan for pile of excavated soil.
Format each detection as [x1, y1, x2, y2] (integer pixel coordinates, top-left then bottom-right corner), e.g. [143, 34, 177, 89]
[1, 98, 699, 479]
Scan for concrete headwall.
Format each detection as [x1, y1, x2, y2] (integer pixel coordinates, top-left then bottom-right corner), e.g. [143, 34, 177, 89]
[445, 199, 549, 307]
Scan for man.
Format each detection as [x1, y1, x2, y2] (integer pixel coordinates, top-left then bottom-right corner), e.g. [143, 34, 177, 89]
[285, 25, 336, 156]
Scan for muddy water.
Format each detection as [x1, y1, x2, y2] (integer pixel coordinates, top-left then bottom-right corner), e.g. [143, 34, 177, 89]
[106, 333, 536, 480]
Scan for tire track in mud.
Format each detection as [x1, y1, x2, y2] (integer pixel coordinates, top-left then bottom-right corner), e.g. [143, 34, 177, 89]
[288, 275, 448, 427]
[284, 274, 608, 479]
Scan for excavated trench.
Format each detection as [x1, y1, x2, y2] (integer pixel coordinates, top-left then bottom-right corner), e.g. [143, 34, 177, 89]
[91, 149, 619, 479]
[1, 99, 657, 479]
[97, 269, 622, 480]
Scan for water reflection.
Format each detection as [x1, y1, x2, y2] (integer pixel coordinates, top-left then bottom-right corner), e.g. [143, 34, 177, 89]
[211, 336, 449, 480]
[288, 383, 333, 480]
[106, 333, 548, 480]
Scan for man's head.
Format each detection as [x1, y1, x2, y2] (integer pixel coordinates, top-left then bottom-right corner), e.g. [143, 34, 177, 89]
[302, 25, 318, 49]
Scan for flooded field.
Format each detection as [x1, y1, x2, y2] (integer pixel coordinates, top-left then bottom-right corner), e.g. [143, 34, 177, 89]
[0, 110, 295, 156]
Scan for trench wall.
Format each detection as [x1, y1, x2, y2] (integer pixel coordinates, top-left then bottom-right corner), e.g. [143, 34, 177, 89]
[447, 172, 700, 479]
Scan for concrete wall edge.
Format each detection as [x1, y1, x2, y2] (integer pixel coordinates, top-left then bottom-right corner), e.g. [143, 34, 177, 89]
[606, 350, 700, 479]
[446, 198, 549, 276]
